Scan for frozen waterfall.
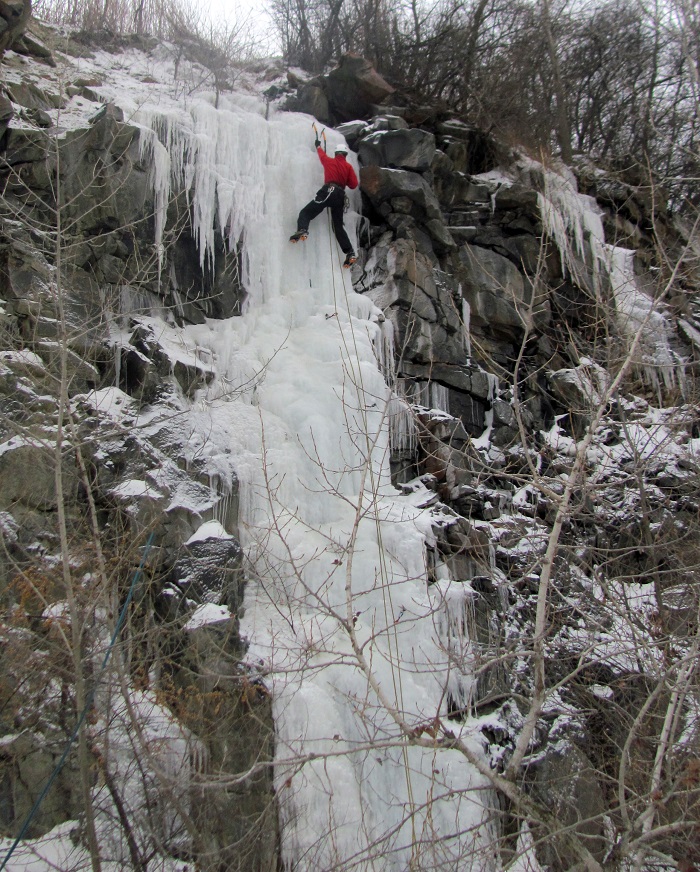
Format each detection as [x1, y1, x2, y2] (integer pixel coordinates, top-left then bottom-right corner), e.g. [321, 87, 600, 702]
[132, 95, 496, 870]
[538, 164, 682, 396]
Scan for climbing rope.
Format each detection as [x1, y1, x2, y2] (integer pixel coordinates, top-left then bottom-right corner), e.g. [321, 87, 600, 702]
[0, 532, 156, 872]
[325, 208, 419, 844]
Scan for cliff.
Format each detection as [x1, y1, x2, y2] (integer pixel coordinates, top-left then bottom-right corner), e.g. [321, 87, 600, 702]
[0, 15, 699, 872]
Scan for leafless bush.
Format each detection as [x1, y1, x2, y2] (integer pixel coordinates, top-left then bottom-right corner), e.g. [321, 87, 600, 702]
[270, 0, 699, 213]
[33, 0, 262, 70]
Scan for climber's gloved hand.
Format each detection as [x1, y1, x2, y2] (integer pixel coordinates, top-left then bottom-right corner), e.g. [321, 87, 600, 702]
[315, 138, 321, 148]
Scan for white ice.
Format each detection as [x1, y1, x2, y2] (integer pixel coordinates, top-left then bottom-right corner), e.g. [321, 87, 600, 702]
[537, 166, 681, 397]
[126, 95, 495, 869]
[11, 41, 500, 869]
[607, 245, 680, 394]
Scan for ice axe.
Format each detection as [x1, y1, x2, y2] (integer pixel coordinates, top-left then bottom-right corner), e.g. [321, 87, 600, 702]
[312, 122, 327, 152]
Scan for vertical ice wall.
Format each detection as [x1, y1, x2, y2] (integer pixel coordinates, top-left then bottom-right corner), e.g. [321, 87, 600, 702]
[538, 164, 607, 295]
[607, 246, 680, 394]
[538, 166, 681, 394]
[134, 94, 496, 870]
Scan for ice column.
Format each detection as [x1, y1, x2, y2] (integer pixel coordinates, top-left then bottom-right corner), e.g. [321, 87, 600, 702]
[608, 246, 680, 393]
[141, 93, 497, 872]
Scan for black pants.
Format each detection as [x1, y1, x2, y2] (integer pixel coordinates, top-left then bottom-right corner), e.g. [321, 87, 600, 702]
[297, 184, 353, 255]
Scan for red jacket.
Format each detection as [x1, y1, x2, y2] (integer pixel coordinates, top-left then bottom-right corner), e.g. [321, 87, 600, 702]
[317, 147, 358, 189]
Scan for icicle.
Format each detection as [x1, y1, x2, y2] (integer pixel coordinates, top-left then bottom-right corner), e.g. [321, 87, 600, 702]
[379, 318, 396, 383]
[497, 578, 509, 613]
[119, 284, 163, 319]
[208, 473, 234, 530]
[472, 406, 494, 450]
[486, 373, 499, 402]
[433, 580, 478, 713]
[371, 317, 396, 383]
[538, 167, 607, 297]
[488, 542, 497, 573]
[411, 380, 426, 407]
[172, 289, 186, 319]
[534, 163, 684, 395]
[114, 342, 121, 389]
[430, 382, 450, 413]
[608, 245, 681, 394]
[462, 296, 471, 361]
[388, 380, 417, 453]
[489, 189, 497, 215]
[138, 125, 172, 278]
[134, 100, 269, 279]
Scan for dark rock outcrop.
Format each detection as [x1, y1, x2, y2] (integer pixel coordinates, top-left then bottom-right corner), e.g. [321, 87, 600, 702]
[0, 0, 30, 56]
[166, 533, 245, 625]
[524, 741, 607, 869]
[358, 128, 435, 172]
[0, 92, 12, 144]
[325, 53, 394, 121]
[285, 53, 394, 125]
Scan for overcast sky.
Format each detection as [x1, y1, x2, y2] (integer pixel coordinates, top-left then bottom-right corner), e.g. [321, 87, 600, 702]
[205, 0, 278, 53]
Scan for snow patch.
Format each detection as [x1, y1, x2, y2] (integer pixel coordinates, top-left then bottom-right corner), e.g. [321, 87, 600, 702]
[184, 602, 232, 629]
[186, 520, 233, 544]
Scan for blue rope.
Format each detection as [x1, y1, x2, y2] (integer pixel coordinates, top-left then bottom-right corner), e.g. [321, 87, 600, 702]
[0, 532, 155, 871]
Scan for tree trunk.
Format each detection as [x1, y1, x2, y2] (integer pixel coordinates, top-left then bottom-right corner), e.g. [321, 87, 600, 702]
[541, 0, 573, 163]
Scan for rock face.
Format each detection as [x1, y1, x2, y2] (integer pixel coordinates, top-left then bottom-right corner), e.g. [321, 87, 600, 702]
[0, 0, 30, 55]
[286, 53, 394, 125]
[0, 731, 82, 837]
[340, 100, 698, 868]
[0, 40, 272, 859]
[524, 741, 607, 868]
[358, 128, 436, 171]
[2, 40, 699, 872]
[164, 533, 278, 871]
[0, 93, 12, 143]
[355, 116, 551, 445]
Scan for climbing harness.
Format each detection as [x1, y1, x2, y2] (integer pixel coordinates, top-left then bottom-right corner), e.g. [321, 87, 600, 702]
[313, 184, 337, 205]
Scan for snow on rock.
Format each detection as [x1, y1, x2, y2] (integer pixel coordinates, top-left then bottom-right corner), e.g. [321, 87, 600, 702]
[0, 511, 19, 543]
[0, 822, 89, 872]
[0, 349, 46, 371]
[186, 520, 233, 544]
[42, 600, 70, 624]
[0, 434, 47, 457]
[109, 85, 495, 869]
[82, 386, 136, 421]
[184, 602, 232, 629]
[109, 478, 162, 500]
[10, 36, 496, 865]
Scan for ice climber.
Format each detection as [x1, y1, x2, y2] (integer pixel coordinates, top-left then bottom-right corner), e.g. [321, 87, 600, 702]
[290, 136, 359, 267]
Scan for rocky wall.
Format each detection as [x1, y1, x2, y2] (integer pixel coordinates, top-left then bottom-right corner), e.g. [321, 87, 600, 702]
[2, 37, 699, 869]
[332, 90, 699, 869]
[0, 27, 276, 868]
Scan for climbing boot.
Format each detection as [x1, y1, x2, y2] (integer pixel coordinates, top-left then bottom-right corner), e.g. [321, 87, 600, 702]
[343, 252, 357, 268]
[290, 230, 308, 243]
